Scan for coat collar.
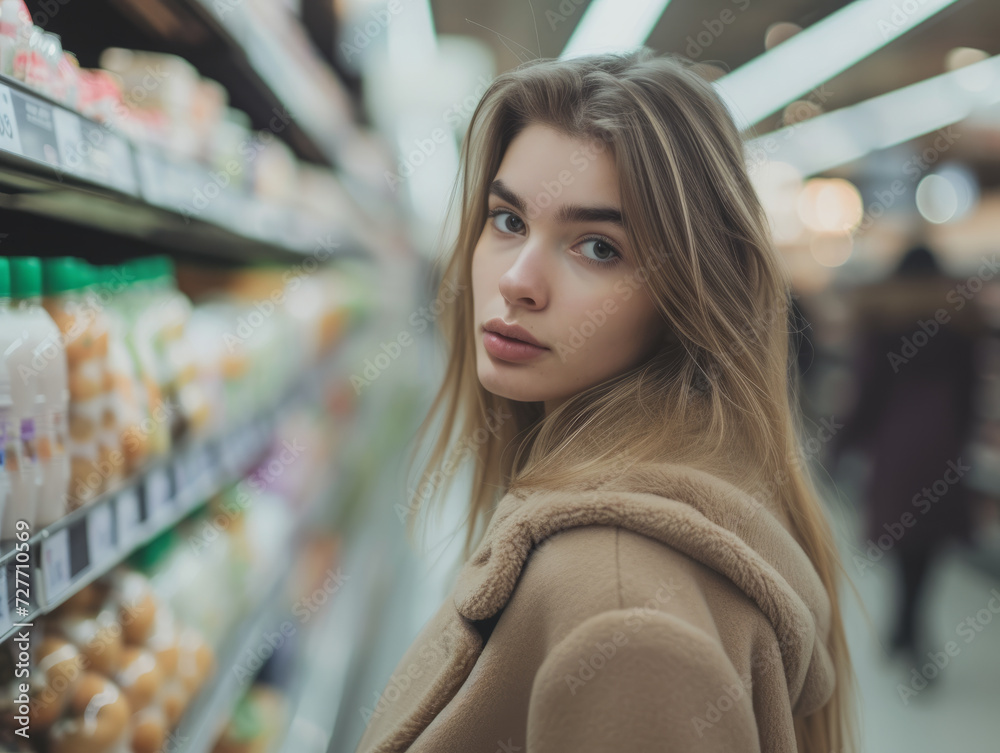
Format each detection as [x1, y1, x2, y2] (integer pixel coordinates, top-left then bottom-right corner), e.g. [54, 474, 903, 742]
[451, 461, 836, 716]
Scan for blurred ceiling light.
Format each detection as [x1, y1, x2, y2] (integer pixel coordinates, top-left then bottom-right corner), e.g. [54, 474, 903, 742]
[748, 53, 1000, 176]
[915, 162, 979, 223]
[387, 0, 436, 69]
[750, 160, 802, 210]
[560, 0, 672, 60]
[764, 22, 802, 50]
[714, 0, 959, 130]
[751, 161, 804, 244]
[810, 231, 854, 267]
[946, 47, 995, 92]
[797, 178, 864, 233]
[915, 174, 957, 223]
[946, 46, 989, 71]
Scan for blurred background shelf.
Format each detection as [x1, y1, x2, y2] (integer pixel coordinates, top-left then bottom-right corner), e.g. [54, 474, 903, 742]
[0, 349, 343, 644]
[0, 72, 370, 264]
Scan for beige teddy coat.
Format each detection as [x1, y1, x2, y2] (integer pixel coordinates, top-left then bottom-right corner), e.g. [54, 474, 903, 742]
[353, 461, 835, 752]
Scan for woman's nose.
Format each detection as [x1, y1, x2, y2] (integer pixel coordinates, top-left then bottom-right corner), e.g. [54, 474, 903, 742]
[498, 242, 549, 309]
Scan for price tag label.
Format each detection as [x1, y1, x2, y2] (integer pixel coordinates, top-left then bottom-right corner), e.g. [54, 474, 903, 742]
[52, 107, 88, 178]
[197, 445, 212, 484]
[134, 145, 164, 205]
[87, 503, 115, 567]
[195, 441, 217, 495]
[116, 488, 142, 550]
[194, 448, 215, 502]
[173, 451, 189, 507]
[42, 528, 72, 603]
[0, 84, 23, 155]
[145, 466, 174, 524]
[179, 449, 205, 509]
[0, 568, 10, 630]
[103, 130, 138, 196]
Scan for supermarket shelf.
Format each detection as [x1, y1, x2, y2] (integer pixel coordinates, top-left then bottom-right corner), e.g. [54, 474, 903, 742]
[174, 422, 346, 753]
[185, 0, 359, 170]
[274, 520, 392, 753]
[22, 0, 363, 173]
[0, 354, 334, 644]
[21, 0, 354, 171]
[0, 74, 362, 263]
[172, 551, 294, 753]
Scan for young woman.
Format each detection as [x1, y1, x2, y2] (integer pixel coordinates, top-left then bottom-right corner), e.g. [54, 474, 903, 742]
[354, 47, 860, 753]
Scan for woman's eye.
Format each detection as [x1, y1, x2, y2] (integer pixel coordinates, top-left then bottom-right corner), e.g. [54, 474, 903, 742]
[579, 238, 620, 264]
[490, 210, 524, 234]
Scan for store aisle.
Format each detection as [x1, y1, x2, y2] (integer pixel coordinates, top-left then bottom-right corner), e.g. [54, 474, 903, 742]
[828, 478, 1000, 751]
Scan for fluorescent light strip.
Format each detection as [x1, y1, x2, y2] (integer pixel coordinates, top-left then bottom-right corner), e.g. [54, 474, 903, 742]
[746, 54, 1000, 177]
[714, 0, 958, 131]
[560, 0, 672, 60]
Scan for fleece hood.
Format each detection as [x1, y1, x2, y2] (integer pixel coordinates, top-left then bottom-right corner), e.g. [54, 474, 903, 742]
[451, 460, 837, 717]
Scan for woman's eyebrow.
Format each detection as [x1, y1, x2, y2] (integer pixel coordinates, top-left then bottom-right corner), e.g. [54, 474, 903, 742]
[490, 179, 624, 227]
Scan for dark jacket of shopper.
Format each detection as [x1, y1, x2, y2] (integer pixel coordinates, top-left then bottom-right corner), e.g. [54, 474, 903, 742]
[832, 264, 986, 552]
[352, 461, 836, 753]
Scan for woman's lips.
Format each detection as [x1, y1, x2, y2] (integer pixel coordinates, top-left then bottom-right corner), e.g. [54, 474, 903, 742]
[482, 330, 549, 362]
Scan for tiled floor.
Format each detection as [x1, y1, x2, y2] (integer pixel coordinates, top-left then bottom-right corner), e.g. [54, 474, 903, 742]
[830, 491, 1000, 751]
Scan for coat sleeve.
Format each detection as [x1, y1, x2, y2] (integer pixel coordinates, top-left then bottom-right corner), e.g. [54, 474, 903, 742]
[525, 609, 761, 752]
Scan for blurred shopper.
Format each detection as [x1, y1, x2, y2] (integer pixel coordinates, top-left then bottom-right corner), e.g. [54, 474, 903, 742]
[831, 244, 986, 669]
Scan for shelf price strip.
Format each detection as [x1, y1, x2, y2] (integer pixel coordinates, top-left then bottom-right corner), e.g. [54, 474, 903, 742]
[39, 518, 89, 607]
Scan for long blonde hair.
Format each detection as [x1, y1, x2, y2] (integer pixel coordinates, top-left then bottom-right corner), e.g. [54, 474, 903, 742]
[405, 47, 860, 753]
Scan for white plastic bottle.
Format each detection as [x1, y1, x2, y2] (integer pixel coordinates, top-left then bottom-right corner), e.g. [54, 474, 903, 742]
[2, 257, 43, 535]
[0, 0, 30, 78]
[41, 257, 100, 510]
[8, 257, 70, 530]
[34, 258, 81, 525]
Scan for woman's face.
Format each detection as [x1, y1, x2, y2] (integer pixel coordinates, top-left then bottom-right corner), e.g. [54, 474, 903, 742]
[472, 122, 665, 414]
